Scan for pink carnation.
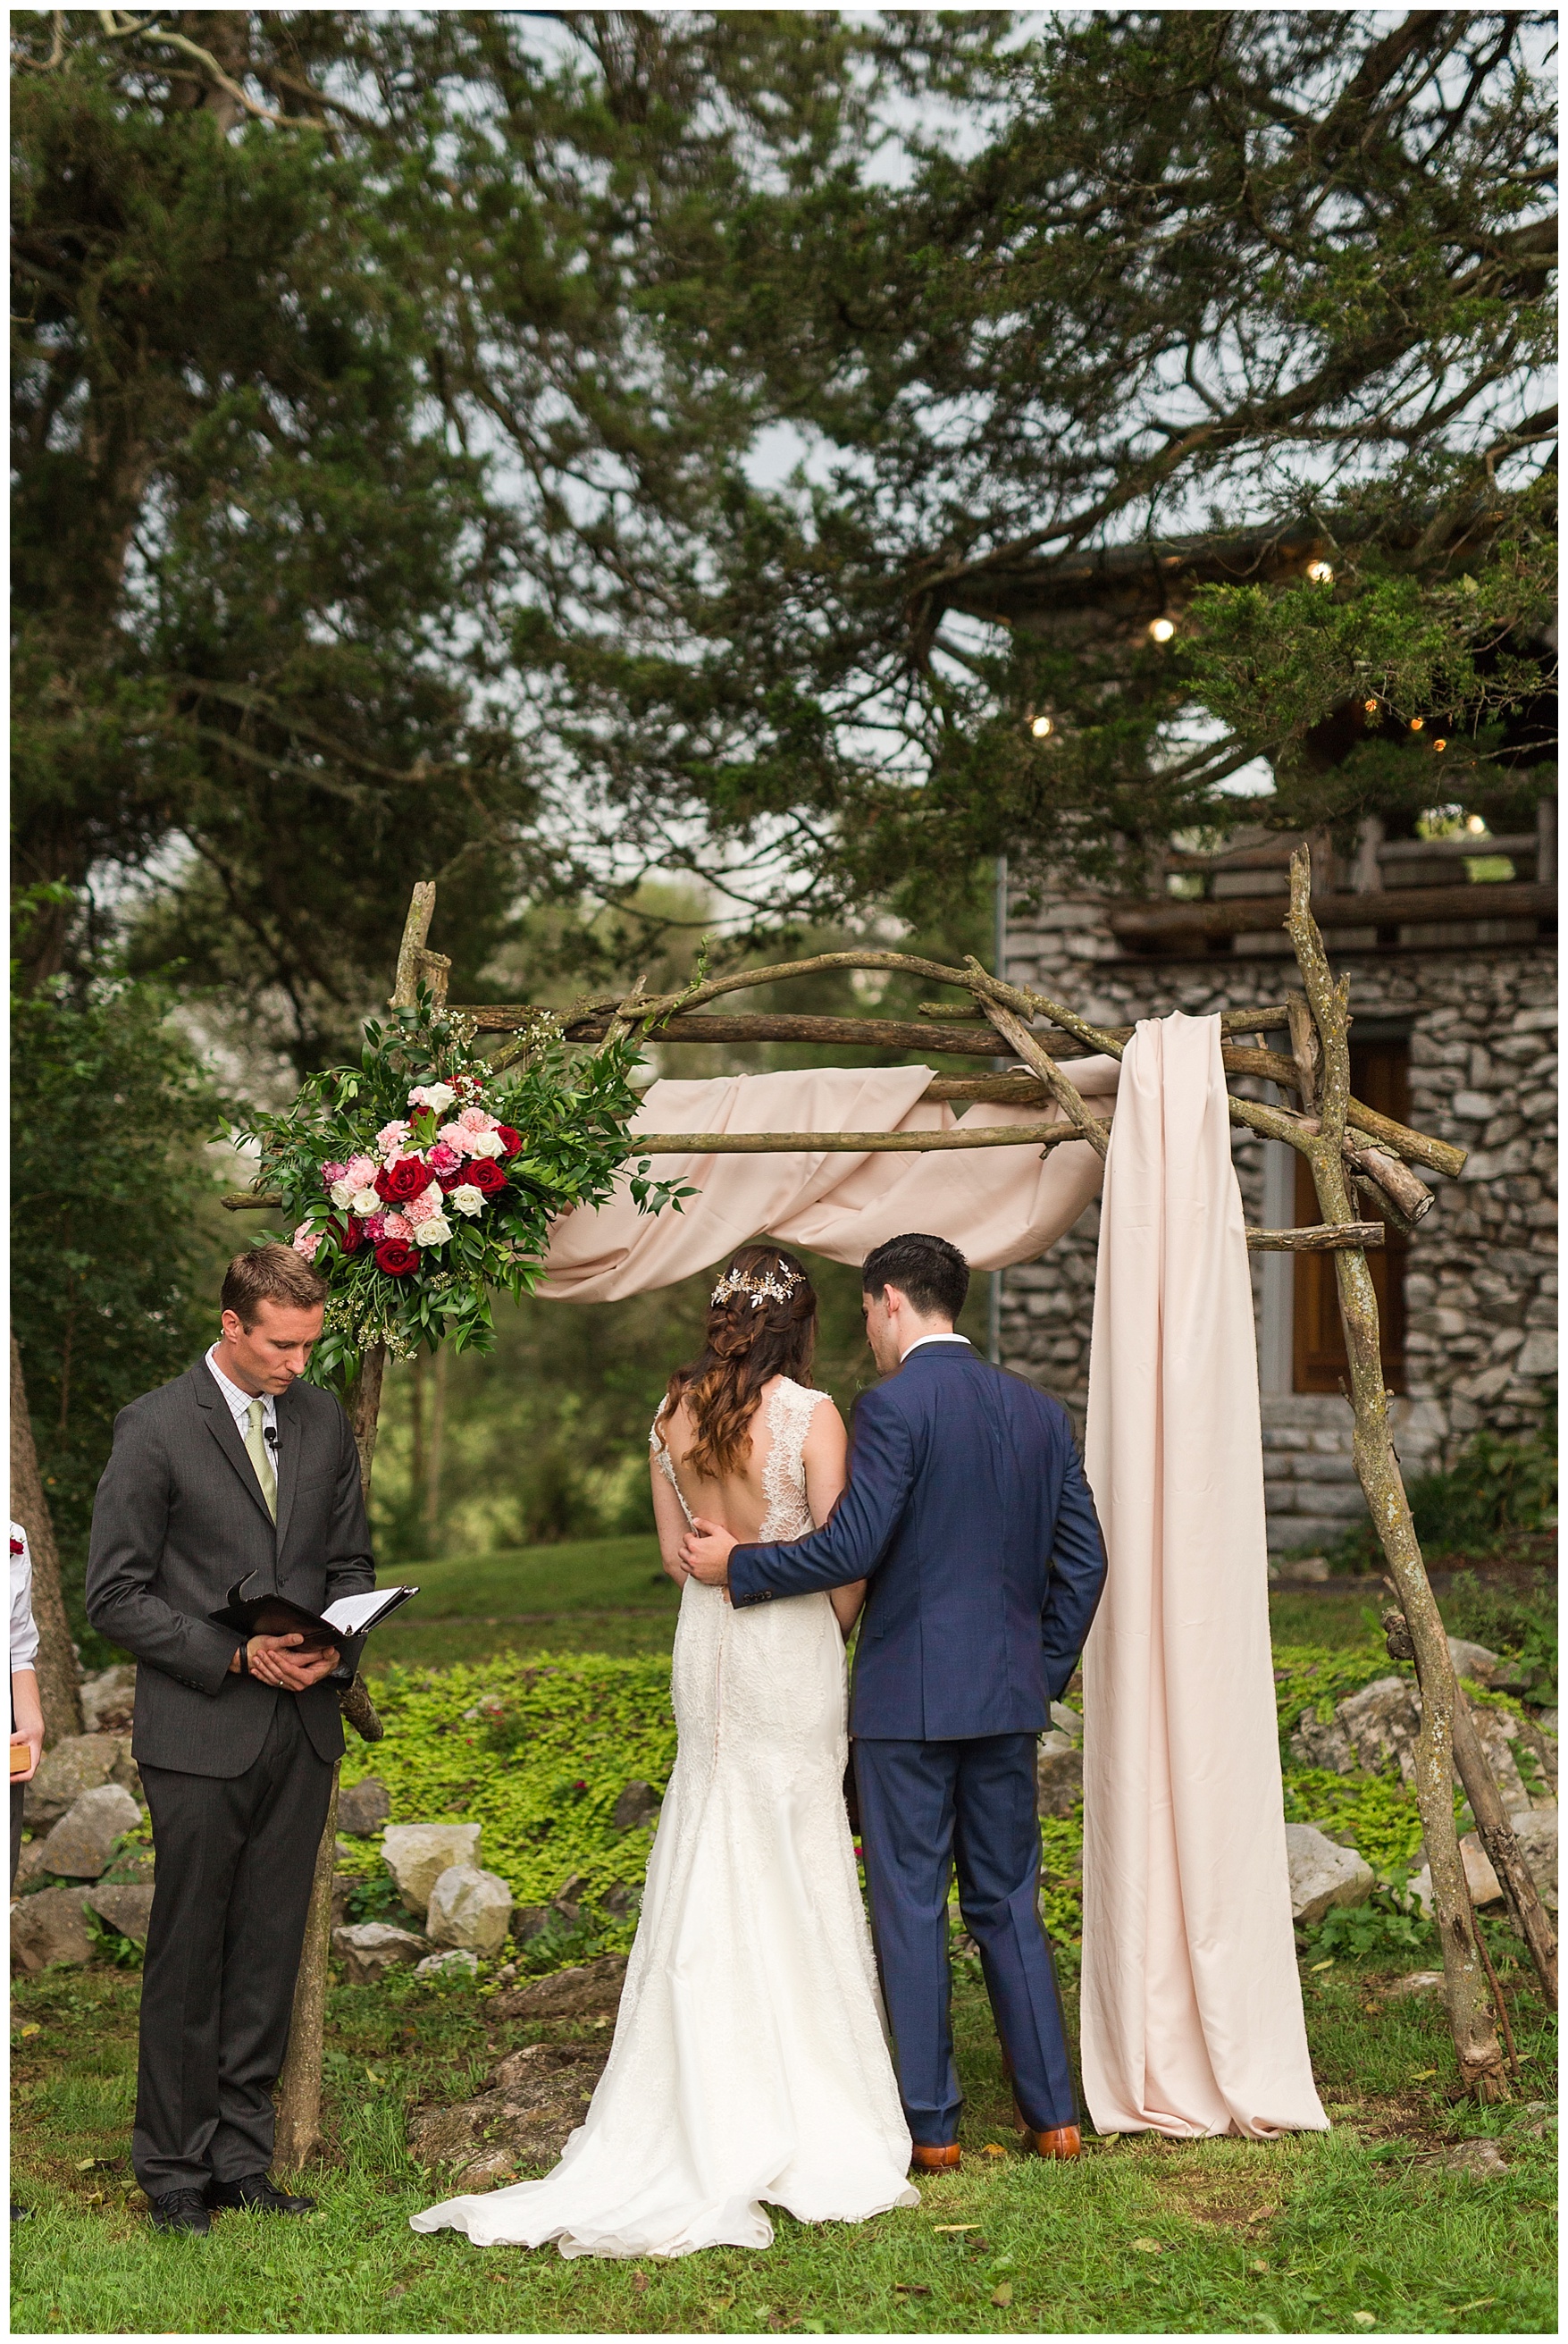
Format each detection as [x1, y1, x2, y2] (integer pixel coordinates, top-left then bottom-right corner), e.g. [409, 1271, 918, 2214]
[359, 1213, 387, 1243]
[435, 1121, 473, 1155]
[403, 1187, 442, 1229]
[344, 1153, 377, 1189]
[375, 1119, 411, 1159]
[291, 1223, 322, 1261]
[321, 1161, 347, 1189]
[457, 1106, 495, 1134]
[428, 1141, 460, 1173]
[380, 1211, 413, 1242]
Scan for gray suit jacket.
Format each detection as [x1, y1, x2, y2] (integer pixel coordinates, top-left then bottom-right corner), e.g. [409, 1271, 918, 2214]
[86, 1362, 376, 1777]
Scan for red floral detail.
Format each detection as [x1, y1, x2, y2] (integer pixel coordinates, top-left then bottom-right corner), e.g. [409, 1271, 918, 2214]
[467, 1157, 507, 1197]
[493, 1125, 523, 1158]
[373, 1239, 420, 1277]
[335, 1215, 365, 1256]
[373, 1157, 426, 1206]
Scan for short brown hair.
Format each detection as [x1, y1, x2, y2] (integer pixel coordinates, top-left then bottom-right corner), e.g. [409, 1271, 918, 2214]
[221, 1242, 329, 1327]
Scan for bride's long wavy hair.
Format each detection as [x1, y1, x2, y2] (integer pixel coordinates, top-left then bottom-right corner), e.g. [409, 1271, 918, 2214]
[658, 1244, 818, 1482]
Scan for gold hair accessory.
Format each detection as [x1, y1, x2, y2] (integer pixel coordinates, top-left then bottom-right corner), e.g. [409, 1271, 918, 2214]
[710, 1263, 801, 1310]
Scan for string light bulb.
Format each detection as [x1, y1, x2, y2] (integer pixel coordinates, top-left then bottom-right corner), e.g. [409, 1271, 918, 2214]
[1409, 716, 1424, 732]
[1305, 559, 1334, 584]
[1434, 739, 1447, 753]
[1029, 714, 1054, 738]
[1363, 699, 1379, 714]
[1148, 617, 1176, 643]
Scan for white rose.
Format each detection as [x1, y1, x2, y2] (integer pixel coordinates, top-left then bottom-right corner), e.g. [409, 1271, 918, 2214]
[465, 1129, 505, 1160]
[329, 1178, 356, 1209]
[423, 1082, 457, 1114]
[412, 1214, 451, 1247]
[449, 1184, 485, 1217]
[350, 1186, 380, 1216]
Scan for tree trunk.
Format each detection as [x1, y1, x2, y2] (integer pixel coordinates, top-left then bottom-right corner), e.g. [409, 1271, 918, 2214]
[423, 1348, 447, 1539]
[9, 1332, 84, 1743]
[1287, 848, 1508, 2100]
[272, 1772, 340, 2172]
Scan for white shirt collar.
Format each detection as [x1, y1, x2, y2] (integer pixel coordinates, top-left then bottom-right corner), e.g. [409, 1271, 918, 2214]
[205, 1344, 277, 1434]
[899, 1332, 972, 1361]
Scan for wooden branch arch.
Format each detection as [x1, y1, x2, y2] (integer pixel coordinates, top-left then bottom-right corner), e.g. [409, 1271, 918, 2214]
[260, 852, 1550, 2164]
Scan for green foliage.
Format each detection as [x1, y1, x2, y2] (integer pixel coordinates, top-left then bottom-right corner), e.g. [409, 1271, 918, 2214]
[238, 987, 686, 1385]
[11, 930, 225, 1648]
[1039, 1808, 1084, 1947]
[1442, 1567, 1558, 1693]
[1280, 1771, 1444, 1877]
[337, 1652, 679, 1936]
[1325, 1423, 1558, 1575]
[1305, 1878, 1434, 1963]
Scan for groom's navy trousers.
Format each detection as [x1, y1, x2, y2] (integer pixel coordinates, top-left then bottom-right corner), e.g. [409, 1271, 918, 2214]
[729, 1340, 1106, 2147]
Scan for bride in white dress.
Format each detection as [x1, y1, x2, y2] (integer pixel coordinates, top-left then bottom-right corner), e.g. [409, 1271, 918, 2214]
[411, 1243, 918, 2258]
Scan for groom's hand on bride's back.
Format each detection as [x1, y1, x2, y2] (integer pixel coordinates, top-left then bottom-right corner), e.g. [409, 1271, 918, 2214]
[683, 1517, 738, 1587]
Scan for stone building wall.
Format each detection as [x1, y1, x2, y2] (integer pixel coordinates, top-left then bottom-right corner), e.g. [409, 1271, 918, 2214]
[998, 890, 1557, 1553]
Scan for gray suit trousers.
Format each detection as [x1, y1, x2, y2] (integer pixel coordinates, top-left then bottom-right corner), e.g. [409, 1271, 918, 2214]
[133, 1697, 332, 2197]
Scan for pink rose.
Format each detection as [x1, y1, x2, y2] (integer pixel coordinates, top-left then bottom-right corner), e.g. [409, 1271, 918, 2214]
[345, 1153, 377, 1189]
[291, 1223, 322, 1261]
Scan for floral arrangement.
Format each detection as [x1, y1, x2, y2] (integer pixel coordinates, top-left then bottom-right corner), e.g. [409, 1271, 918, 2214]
[237, 989, 683, 1383]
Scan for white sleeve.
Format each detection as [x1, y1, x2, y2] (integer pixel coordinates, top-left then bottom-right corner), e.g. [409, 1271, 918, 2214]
[11, 1523, 40, 1673]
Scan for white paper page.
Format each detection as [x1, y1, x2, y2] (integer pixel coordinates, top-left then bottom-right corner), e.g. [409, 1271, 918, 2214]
[322, 1587, 415, 1634]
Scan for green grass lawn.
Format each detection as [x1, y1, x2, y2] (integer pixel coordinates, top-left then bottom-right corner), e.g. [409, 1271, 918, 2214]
[10, 1937, 1555, 2334]
[13, 1555, 1556, 2332]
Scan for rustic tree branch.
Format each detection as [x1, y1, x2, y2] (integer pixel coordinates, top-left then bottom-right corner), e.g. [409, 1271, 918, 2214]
[1287, 845, 1507, 2099]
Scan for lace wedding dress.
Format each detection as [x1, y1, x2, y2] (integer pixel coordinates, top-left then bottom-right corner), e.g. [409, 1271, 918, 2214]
[411, 1377, 918, 2258]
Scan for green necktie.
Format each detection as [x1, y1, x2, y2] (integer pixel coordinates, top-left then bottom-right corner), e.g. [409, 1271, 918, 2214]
[246, 1398, 277, 1523]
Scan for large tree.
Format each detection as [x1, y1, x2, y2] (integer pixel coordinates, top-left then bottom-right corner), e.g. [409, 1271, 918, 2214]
[523, 9, 1556, 934]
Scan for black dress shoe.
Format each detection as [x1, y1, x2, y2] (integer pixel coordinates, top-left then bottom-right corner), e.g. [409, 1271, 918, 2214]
[206, 2173, 315, 2215]
[150, 2189, 211, 2237]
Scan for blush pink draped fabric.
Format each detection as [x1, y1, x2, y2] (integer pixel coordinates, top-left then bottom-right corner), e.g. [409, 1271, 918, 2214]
[1079, 1013, 1326, 2139]
[538, 1060, 1120, 1299]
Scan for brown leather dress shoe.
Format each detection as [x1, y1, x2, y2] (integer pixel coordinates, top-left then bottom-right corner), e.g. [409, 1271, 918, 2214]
[910, 2143, 962, 2172]
[1019, 2122, 1080, 2160]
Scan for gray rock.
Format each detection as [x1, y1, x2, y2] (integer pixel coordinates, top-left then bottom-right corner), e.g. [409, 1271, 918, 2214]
[415, 1947, 479, 1981]
[1378, 1970, 1445, 2001]
[11, 1884, 93, 1970]
[1285, 1823, 1375, 1926]
[493, 1954, 628, 2023]
[1537, 1709, 1558, 1738]
[84, 1883, 155, 1945]
[35, 1785, 142, 1879]
[1036, 1730, 1083, 1819]
[1430, 2138, 1510, 2178]
[338, 1777, 392, 1837]
[553, 1873, 587, 1925]
[1288, 1708, 1355, 1773]
[512, 1904, 555, 1944]
[381, 1823, 481, 1915]
[1049, 1702, 1082, 1739]
[1458, 1834, 1505, 1907]
[331, 1922, 429, 1982]
[23, 1735, 128, 1830]
[1446, 1638, 1499, 1685]
[406, 2041, 608, 2172]
[1509, 1804, 1557, 1912]
[426, 1864, 514, 1955]
[79, 1664, 137, 1735]
[604, 1882, 641, 1921]
[1469, 1707, 1530, 1811]
[611, 1780, 660, 1834]
[1337, 1676, 1422, 1781]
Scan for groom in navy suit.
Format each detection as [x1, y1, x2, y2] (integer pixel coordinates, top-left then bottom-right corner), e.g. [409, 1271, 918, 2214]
[683, 1231, 1107, 2167]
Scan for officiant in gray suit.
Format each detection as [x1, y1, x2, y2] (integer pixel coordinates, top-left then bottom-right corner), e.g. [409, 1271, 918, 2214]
[87, 1244, 375, 2236]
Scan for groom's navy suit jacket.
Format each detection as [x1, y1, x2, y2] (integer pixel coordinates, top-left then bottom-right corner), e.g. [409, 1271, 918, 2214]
[728, 1340, 1106, 1740]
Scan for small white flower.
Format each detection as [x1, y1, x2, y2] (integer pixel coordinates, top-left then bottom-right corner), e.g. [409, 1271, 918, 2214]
[465, 1129, 505, 1160]
[449, 1184, 485, 1217]
[412, 1214, 451, 1247]
[350, 1186, 380, 1216]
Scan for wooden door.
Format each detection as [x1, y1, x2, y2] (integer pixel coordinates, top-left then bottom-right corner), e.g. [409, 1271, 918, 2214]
[1293, 1038, 1409, 1394]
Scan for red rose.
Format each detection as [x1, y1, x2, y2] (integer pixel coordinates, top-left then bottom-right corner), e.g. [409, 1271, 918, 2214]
[374, 1156, 426, 1206]
[373, 1239, 419, 1277]
[467, 1157, 507, 1197]
[493, 1125, 523, 1157]
[336, 1215, 365, 1256]
[433, 1162, 469, 1192]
